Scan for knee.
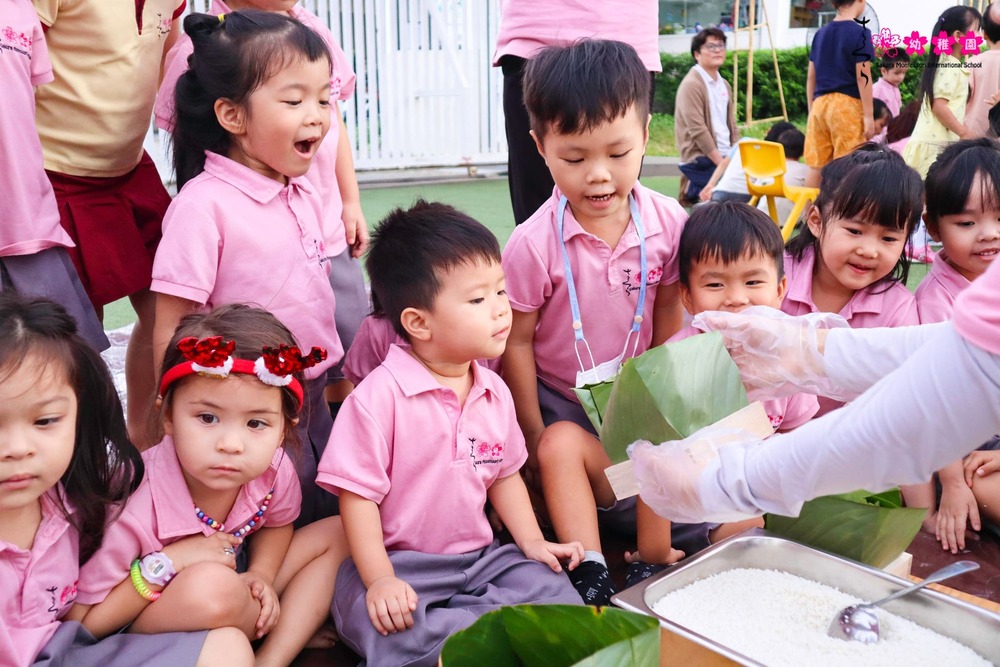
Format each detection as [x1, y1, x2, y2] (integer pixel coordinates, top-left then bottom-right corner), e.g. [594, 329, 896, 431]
[169, 562, 252, 623]
[537, 422, 595, 468]
[197, 627, 254, 667]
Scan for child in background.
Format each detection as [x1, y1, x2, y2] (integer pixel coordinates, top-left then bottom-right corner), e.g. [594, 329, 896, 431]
[72, 305, 349, 666]
[151, 12, 342, 523]
[872, 50, 909, 142]
[783, 143, 922, 417]
[317, 202, 583, 667]
[32, 0, 184, 446]
[502, 39, 686, 468]
[803, 0, 875, 187]
[903, 6, 982, 178]
[699, 120, 797, 203]
[905, 139, 1000, 553]
[0, 1, 106, 354]
[0, 294, 249, 667]
[155, 0, 370, 398]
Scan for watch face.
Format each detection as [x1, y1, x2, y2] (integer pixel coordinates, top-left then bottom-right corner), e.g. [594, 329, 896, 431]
[148, 559, 167, 578]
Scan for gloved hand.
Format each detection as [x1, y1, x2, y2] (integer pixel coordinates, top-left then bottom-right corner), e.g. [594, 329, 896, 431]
[692, 306, 853, 401]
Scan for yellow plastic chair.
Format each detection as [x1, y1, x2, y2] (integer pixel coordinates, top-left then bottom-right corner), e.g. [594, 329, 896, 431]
[739, 139, 820, 241]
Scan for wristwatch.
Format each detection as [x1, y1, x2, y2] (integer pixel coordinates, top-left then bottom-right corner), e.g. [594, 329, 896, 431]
[139, 551, 176, 587]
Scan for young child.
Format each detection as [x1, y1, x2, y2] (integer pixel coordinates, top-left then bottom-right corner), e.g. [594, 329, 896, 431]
[71, 304, 349, 666]
[783, 143, 922, 417]
[155, 0, 369, 397]
[150, 11, 342, 523]
[0, 293, 249, 667]
[903, 6, 982, 178]
[699, 120, 797, 204]
[501, 38, 686, 468]
[0, 1, 106, 354]
[803, 0, 875, 187]
[317, 201, 583, 666]
[905, 139, 1000, 553]
[33, 0, 184, 446]
[872, 50, 909, 142]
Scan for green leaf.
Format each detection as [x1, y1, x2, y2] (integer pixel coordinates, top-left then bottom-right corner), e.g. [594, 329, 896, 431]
[441, 604, 660, 667]
[764, 492, 926, 568]
[573, 380, 616, 432]
[599, 333, 748, 464]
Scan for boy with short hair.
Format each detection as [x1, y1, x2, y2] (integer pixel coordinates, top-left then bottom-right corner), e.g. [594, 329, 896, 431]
[873, 50, 910, 142]
[317, 201, 583, 667]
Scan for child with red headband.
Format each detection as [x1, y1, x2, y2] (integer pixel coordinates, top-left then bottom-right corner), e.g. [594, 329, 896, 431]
[70, 304, 348, 666]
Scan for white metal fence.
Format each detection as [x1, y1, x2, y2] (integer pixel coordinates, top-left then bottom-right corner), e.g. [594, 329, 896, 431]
[159, 0, 506, 172]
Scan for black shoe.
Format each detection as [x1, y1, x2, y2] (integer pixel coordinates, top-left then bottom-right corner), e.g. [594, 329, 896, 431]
[624, 561, 666, 589]
[567, 560, 618, 606]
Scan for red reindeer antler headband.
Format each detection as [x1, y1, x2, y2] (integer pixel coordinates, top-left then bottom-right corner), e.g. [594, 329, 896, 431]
[158, 336, 327, 410]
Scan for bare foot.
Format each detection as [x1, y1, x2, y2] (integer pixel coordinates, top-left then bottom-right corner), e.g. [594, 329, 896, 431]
[305, 623, 339, 650]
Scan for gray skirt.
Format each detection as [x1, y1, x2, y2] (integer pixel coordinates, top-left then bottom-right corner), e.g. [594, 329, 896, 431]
[0, 247, 109, 352]
[32, 621, 206, 667]
[326, 249, 368, 383]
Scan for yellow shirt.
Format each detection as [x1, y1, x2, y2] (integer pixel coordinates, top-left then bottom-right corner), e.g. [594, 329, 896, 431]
[33, 0, 184, 177]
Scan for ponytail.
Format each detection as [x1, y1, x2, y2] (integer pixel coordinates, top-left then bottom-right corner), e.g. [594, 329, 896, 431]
[916, 6, 982, 112]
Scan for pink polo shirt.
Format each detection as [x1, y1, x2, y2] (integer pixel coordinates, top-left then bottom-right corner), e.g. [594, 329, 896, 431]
[77, 436, 300, 605]
[953, 256, 1000, 356]
[1, 491, 79, 667]
[492, 0, 662, 72]
[781, 248, 918, 415]
[317, 345, 527, 555]
[502, 184, 686, 401]
[668, 326, 819, 431]
[343, 315, 501, 386]
[0, 2, 72, 257]
[872, 77, 901, 143]
[915, 252, 970, 324]
[155, 0, 358, 256]
[151, 152, 342, 377]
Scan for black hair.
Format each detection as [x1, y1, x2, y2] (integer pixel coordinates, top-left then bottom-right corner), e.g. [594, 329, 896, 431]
[924, 138, 1000, 236]
[690, 28, 727, 58]
[886, 99, 919, 144]
[522, 39, 650, 141]
[776, 128, 805, 160]
[878, 49, 910, 70]
[873, 98, 891, 122]
[984, 2, 1000, 44]
[172, 10, 331, 188]
[832, 0, 861, 9]
[365, 200, 501, 341]
[763, 121, 797, 143]
[679, 201, 785, 286]
[0, 293, 142, 565]
[156, 304, 304, 453]
[916, 7, 981, 113]
[990, 102, 1000, 138]
[786, 143, 923, 289]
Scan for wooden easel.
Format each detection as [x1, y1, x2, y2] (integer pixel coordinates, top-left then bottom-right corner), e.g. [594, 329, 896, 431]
[731, 0, 788, 125]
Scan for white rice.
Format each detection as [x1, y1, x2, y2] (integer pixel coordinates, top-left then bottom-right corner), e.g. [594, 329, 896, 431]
[650, 568, 991, 667]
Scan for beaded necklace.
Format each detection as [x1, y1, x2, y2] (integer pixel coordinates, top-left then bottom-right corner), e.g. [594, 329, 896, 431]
[194, 487, 275, 538]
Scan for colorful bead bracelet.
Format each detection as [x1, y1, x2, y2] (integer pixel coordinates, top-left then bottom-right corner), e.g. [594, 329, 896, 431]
[130, 559, 161, 602]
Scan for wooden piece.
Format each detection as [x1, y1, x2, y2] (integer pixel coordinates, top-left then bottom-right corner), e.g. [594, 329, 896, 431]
[605, 402, 775, 501]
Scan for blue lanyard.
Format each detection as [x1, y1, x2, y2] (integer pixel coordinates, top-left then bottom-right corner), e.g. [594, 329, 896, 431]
[557, 194, 647, 368]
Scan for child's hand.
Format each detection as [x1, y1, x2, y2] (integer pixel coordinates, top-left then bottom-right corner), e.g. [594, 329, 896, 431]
[240, 572, 280, 638]
[964, 450, 1000, 486]
[521, 538, 584, 573]
[863, 115, 875, 139]
[936, 484, 981, 553]
[365, 575, 417, 636]
[342, 201, 369, 258]
[699, 186, 713, 202]
[161, 532, 243, 573]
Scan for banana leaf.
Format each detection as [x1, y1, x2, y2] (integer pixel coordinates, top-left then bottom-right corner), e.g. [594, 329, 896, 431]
[573, 380, 616, 432]
[440, 604, 659, 667]
[599, 332, 749, 464]
[764, 489, 926, 568]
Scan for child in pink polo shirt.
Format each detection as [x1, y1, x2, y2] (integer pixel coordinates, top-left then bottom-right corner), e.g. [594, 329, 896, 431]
[782, 143, 921, 416]
[317, 202, 583, 667]
[905, 139, 1000, 552]
[150, 11, 343, 523]
[0, 1, 106, 354]
[0, 293, 249, 667]
[72, 304, 349, 666]
[501, 39, 685, 605]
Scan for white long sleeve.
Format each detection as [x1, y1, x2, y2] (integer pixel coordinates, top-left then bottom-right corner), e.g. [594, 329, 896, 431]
[701, 324, 1000, 518]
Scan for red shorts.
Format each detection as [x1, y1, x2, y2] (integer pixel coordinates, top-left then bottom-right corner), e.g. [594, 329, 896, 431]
[47, 151, 170, 306]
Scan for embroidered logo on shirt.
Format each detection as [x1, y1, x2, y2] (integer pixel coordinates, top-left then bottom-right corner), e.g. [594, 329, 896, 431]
[621, 266, 663, 295]
[0, 26, 32, 58]
[468, 437, 504, 467]
[768, 412, 784, 429]
[46, 581, 78, 614]
[155, 13, 173, 38]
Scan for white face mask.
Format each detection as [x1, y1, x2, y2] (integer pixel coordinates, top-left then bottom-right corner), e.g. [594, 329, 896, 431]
[575, 350, 626, 388]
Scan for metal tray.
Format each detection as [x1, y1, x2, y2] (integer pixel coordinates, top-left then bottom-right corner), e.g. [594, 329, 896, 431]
[612, 528, 1000, 665]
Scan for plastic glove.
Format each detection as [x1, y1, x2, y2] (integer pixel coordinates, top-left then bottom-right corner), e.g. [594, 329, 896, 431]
[628, 423, 768, 524]
[692, 306, 853, 401]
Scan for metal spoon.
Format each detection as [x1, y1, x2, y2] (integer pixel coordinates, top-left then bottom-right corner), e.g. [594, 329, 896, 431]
[828, 560, 980, 643]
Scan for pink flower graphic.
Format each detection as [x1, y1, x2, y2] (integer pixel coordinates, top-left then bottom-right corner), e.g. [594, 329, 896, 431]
[647, 267, 663, 283]
[17, 32, 29, 48]
[871, 28, 901, 57]
[960, 30, 984, 55]
[2, 26, 15, 43]
[477, 442, 490, 457]
[932, 30, 955, 56]
[490, 443, 503, 457]
[903, 30, 927, 56]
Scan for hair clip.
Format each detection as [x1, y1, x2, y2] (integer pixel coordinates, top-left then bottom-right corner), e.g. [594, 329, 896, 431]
[218, 13, 226, 23]
[254, 345, 327, 388]
[176, 336, 236, 377]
